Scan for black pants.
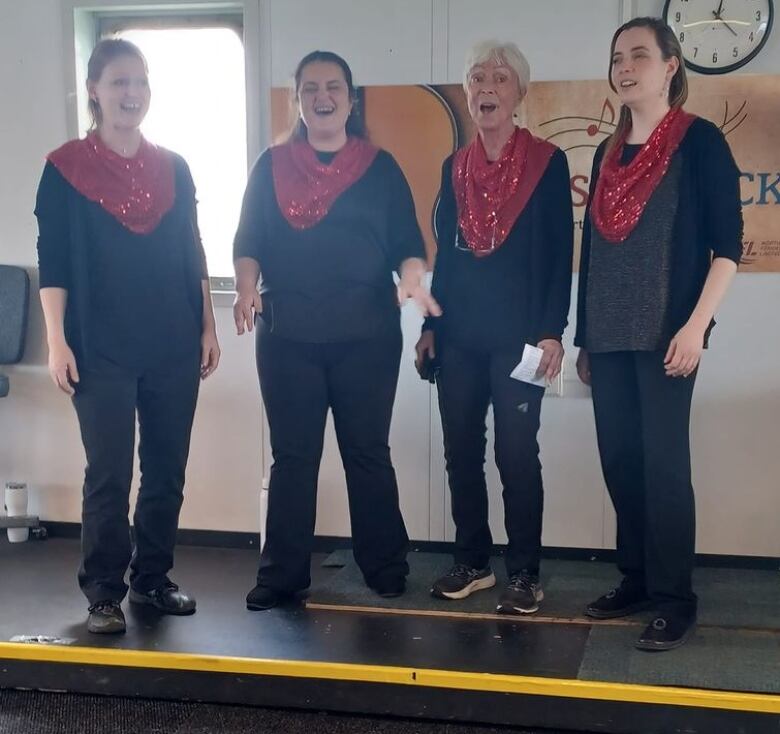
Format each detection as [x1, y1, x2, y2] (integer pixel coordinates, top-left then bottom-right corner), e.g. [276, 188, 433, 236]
[256, 322, 409, 592]
[436, 341, 545, 575]
[72, 353, 200, 605]
[589, 350, 698, 617]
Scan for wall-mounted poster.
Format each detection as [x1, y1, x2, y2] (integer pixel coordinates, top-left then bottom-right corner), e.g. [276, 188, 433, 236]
[271, 75, 780, 272]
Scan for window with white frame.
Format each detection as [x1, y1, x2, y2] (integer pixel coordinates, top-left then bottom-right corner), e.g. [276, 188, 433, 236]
[85, 12, 248, 282]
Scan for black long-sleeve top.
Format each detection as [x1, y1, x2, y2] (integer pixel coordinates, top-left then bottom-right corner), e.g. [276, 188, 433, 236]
[233, 147, 425, 343]
[35, 156, 207, 370]
[575, 117, 743, 349]
[424, 147, 574, 349]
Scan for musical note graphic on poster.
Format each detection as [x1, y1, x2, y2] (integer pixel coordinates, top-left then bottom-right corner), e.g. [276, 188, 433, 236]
[720, 99, 748, 137]
[537, 98, 616, 151]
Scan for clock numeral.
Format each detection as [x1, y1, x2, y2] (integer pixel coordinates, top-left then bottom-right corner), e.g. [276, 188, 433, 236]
[675, 11, 681, 22]
[679, 31, 685, 42]
[712, 51, 718, 63]
[749, 31, 755, 42]
[693, 46, 698, 58]
[756, 10, 762, 21]
[733, 46, 739, 58]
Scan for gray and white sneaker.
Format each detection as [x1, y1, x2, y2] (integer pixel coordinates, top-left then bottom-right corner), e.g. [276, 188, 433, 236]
[496, 571, 544, 614]
[431, 564, 496, 600]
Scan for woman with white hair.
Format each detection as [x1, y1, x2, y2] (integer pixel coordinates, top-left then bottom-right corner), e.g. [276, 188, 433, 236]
[415, 41, 573, 614]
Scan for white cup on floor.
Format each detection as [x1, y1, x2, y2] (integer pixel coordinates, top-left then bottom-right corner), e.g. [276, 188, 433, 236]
[5, 482, 29, 543]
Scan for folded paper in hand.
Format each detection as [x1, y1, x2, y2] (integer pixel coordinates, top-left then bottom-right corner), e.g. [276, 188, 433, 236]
[509, 344, 547, 388]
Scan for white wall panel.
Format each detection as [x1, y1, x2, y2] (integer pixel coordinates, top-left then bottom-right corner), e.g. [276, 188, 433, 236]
[269, 0, 432, 86]
[447, 0, 623, 83]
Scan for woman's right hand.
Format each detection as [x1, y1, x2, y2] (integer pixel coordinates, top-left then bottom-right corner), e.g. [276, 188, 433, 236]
[414, 330, 436, 377]
[233, 289, 263, 335]
[576, 348, 591, 386]
[48, 338, 79, 395]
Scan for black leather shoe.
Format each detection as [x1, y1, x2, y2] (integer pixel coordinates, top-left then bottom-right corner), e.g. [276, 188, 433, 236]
[370, 575, 406, 598]
[586, 578, 652, 619]
[246, 584, 285, 610]
[129, 582, 196, 615]
[635, 614, 696, 651]
[87, 600, 126, 634]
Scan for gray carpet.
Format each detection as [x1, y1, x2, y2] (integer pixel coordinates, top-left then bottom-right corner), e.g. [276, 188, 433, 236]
[311, 551, 780, 630]
[312, 551, 616, 619]
[0, 690, 585, 734]
[578, 626, 780, 693]
[311, 552, 780, 695]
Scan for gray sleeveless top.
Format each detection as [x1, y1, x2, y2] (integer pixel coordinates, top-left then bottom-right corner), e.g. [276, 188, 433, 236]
[585, 151, 681, 353]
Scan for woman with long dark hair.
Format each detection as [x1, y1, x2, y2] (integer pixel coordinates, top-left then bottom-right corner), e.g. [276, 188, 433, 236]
[575, 18, 742, 650]
[234, 51, 438, 610]
[36, 39, 220, 634]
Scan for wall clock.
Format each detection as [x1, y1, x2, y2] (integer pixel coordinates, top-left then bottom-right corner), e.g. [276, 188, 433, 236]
[663, 0, 774, 73]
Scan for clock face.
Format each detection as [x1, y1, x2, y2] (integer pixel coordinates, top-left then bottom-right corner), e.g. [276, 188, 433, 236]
[664, 0, 774, 73]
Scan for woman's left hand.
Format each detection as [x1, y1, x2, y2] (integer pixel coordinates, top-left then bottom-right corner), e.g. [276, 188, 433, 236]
[536, 339, 564, 381]
[397, 277, 442, 318]
[664, 322, 704, 378]
[200, 328, 221, 379]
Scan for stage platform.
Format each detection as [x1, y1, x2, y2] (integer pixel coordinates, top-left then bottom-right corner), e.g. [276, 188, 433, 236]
[0, 537, 778, 734]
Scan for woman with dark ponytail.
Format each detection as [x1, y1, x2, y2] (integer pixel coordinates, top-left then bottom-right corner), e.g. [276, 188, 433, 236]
[575, 18, 742, 650]
[233, 51, 439, 609]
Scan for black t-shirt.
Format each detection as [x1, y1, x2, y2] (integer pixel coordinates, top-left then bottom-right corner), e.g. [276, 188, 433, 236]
[233, 147, 425, 343]
[35, 157, 206, 370]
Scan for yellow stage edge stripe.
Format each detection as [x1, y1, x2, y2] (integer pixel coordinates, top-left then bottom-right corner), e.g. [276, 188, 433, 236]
[0, 642, 777, 715]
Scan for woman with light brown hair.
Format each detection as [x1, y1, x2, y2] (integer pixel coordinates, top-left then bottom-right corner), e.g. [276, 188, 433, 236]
[36, 38, 220, 634]
[575, 17, 742, 650]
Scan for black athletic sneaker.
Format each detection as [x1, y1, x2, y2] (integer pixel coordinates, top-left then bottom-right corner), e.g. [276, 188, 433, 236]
[586, 578, 652, 619]
[635, 613, 696, 651]
[431, 564, 496, 600]
[87, 600, 126, 634]
[496, 571, 543, 614]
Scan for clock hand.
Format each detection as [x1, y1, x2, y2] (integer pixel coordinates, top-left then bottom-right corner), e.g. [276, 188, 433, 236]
[712, 9, 739, 37]
[716, 0, 724, 17]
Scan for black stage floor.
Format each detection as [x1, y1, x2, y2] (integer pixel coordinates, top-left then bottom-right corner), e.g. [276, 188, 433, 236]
[0, 538, 778, 734]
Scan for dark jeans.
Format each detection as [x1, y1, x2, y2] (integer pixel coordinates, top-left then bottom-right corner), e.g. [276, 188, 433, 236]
[436, 341, 545, 576]
[589, 350, 698, 617]
[255, 322, 409, 592]
[72, 352, 200, 605]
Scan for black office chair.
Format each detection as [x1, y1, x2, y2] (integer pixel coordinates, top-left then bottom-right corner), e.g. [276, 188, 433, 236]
[0, 265, 29, 397]
[0, 265, 43, 538]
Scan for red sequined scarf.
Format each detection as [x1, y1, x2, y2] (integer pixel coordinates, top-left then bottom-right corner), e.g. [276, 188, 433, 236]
[271, 136, 379, 230]
[591, 107, 696, 243]
[452, 126, 557, 256]
[47, 132, 175, 235]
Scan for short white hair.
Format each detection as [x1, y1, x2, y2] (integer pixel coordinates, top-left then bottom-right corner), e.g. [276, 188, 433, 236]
[463, 40, 531, 96]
